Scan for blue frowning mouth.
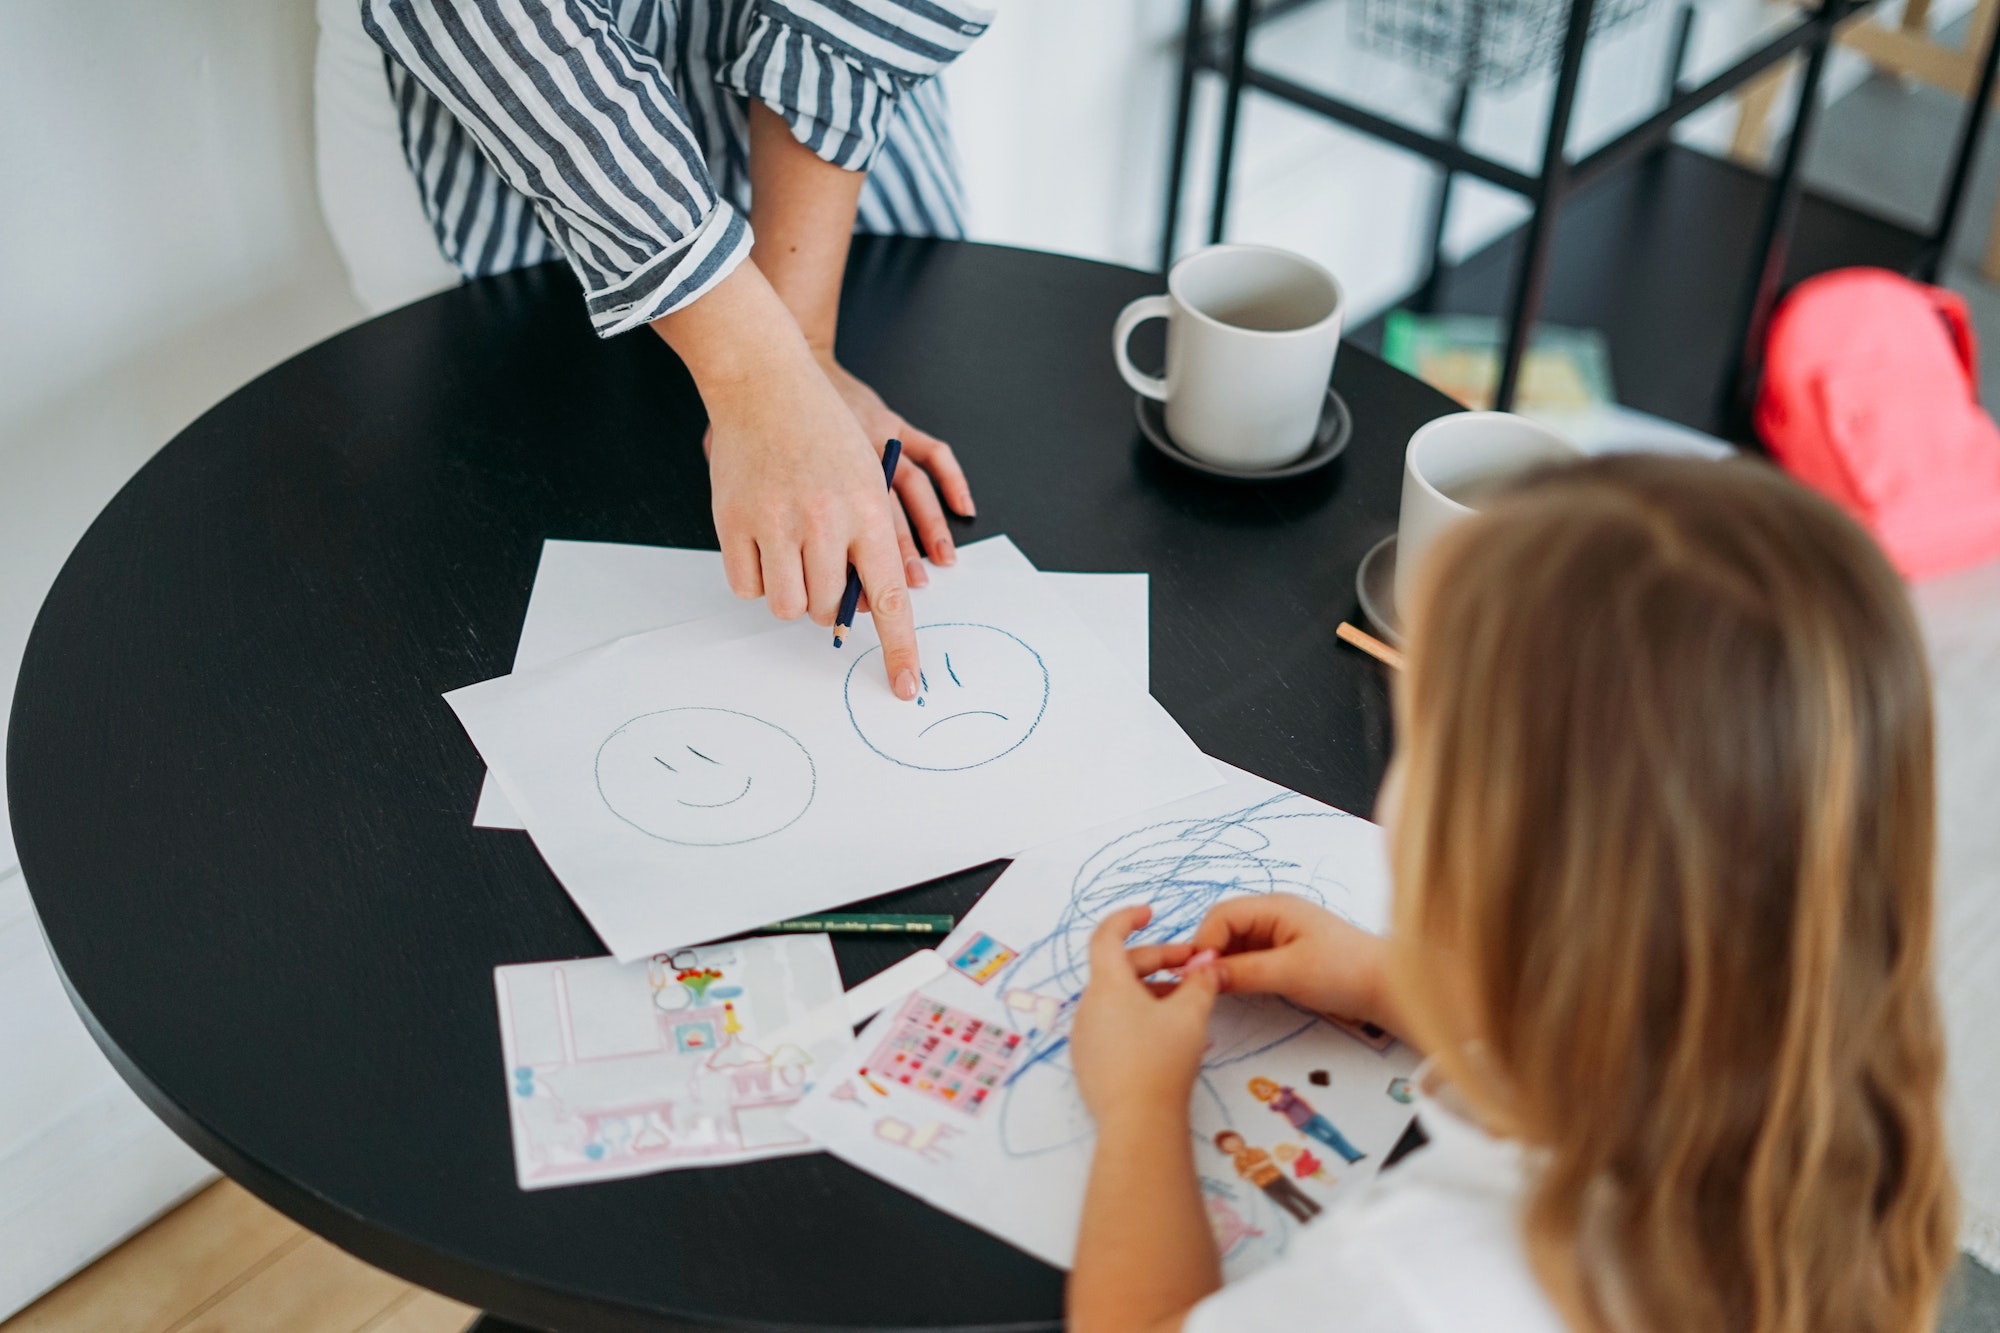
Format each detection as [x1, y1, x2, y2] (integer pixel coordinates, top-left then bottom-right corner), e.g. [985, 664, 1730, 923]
[918, 709, 1007, 738]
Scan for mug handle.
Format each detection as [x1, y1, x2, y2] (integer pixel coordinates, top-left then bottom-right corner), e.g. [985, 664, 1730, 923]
[1112, 295, 1171, 401]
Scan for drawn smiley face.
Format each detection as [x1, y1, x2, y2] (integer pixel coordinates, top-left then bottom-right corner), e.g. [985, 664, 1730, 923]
[845, 623, 1050, 771]
[595, 707, 816, 845]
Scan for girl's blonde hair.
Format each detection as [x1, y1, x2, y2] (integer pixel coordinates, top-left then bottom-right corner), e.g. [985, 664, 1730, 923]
[1386, 454, 1956, 1333]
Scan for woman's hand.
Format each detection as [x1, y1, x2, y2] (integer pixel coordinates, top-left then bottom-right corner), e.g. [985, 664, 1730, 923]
[1071, 905, 1222, 1125]
[653, 262, 920, 699]
[1187, 894, 1403, 1038]
[814, 352, 974, 577]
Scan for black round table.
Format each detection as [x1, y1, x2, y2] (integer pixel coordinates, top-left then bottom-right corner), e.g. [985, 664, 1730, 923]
[7, 239, 1455, 1332]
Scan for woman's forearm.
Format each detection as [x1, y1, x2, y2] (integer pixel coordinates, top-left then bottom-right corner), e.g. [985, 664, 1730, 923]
[747, 100, 865, 352]
[1069, 1104, 1221, 1333]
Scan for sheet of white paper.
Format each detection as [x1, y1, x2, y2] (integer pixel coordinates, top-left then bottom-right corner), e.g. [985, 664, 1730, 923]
[788, 764, 1418, 1279]
[1042, 572, 1148, 686]
[448, 571, 1221, 959]
[495, 934, 849, 1189]
[472, 537, 1148, 828]
[843, 948, 947, 1025]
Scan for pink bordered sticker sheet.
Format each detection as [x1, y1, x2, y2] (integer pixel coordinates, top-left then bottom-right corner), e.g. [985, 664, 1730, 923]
[788, 764, 1420, 1280]
[494, 934, 851, 1190]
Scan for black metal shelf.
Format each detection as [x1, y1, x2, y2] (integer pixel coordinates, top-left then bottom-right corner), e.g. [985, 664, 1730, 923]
[1351, 143, 1929, 439]
[1160, 0, 2000, 424]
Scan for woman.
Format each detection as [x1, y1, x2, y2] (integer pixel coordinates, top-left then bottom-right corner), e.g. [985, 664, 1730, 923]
[354, 0, 994, 698]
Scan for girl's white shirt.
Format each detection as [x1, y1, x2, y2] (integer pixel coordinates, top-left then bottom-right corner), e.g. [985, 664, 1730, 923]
[1183, 1067, 1569, 1333]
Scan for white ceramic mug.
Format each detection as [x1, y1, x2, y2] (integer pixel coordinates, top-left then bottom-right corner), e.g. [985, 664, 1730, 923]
[1395, 412, 1583, 615]
[1114, 244, 1345, 469]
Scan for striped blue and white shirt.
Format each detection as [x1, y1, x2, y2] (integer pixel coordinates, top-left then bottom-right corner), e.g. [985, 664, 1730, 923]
[361, 0, 991, 337]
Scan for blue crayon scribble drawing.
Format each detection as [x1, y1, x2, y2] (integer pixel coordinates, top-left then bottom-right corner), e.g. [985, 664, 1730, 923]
[845, 623, 1050, 771]
[987, 793, 1370, 1160]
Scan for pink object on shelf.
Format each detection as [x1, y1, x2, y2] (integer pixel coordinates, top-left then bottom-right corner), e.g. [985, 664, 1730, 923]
[1757, 267, 2000, 579]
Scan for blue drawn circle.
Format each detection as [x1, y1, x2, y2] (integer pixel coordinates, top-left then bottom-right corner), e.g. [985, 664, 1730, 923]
[843, 623, 1050, 772]
[595, 707, 816, 846]
[584, 1143, 605, 1160]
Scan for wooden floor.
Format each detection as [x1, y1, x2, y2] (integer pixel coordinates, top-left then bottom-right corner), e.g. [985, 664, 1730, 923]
[0, 1182, 477, 1333]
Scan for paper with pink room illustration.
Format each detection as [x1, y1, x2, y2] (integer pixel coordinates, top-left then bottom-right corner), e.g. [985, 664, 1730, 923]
[494, 934, 850, 1189]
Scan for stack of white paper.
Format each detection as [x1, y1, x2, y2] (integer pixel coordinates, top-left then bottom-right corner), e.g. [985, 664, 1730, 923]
[446, 537, 1211, 960]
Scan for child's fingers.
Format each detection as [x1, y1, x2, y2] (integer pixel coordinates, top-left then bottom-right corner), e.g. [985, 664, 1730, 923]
[1167, 950, 1223, 1017]
[1206, 944, 1300, 999]
[1124, 941, 1196, 977]
[1190, 897, 1288, 955]
[1087, 905, 1153, 991]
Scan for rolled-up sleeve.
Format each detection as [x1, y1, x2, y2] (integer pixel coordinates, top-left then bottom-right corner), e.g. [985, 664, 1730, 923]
[720, 0, 994, 171]
[362, 0, 754, 336]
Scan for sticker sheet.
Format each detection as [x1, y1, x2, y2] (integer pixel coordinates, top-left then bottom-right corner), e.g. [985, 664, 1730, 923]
[495, 934, 849, 1189]
[789, 765, 1420, 1278]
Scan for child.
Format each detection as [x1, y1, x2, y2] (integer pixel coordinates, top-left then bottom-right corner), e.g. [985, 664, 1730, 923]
[1248, 1075, 1366, 1164]
[1064, 455, 1957, 1333]
[1272, 1141, 1329, 1183]
[1214, 1130, 1322, 1223]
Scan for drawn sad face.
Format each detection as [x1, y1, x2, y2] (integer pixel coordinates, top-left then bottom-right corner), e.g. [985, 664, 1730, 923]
[595, 708, 816, 845]
[845, 623, 1050, 771]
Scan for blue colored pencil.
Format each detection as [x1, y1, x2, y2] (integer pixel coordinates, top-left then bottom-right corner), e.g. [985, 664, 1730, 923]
[833, 437, 904, 647]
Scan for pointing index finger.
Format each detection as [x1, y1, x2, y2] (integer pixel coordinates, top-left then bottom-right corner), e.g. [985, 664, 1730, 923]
[854, 525, 919, 700]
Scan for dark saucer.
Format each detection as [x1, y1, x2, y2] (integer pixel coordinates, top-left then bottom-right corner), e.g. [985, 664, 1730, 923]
[1355, 533, 1403, 647]
[1135, 388, 1351, 482]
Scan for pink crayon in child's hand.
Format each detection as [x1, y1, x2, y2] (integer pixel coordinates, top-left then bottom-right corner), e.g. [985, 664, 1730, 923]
[1179, 949, 1218, 976]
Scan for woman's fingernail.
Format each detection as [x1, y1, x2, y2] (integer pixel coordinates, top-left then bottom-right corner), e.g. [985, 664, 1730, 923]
[906, 558, 929, 587]
[936, 536, 955, 564]
[1186, 949, 1219, 969]
[895, 669, 919, 700]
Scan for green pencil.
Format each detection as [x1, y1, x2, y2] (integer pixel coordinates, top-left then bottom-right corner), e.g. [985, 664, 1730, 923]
[764, 913, 955, 936]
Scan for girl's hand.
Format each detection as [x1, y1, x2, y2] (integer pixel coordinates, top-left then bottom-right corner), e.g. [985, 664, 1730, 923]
[1071, 905, 1222, 1125]
[1188, 894, 1402, 1037]
[814, 352, 975, 580]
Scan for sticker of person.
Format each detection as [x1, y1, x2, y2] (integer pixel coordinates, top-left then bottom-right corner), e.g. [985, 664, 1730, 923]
[1248, 1076, 1366, 1164]
[1273, 1141, 1329, 1183]
[1203, 1190, 1263, 1257]
[1214, 1130, 1321, 1224]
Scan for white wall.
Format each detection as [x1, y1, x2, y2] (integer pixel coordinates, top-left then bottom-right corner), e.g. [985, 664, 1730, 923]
[0, 0, 363, 1315]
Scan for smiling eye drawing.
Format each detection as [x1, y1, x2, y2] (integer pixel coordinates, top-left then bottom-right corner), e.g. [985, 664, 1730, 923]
[596, 707, 816, 845]
[844, 624, 1050, 771]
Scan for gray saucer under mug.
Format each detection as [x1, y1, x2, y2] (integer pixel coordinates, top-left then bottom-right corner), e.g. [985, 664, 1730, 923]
[1135, 387, 1352, 481]
[1356, 534, 1403, 647]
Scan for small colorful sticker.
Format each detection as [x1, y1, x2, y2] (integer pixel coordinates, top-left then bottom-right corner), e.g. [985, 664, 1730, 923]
[1002, 986, 1064, 1033]
[1386, 1076, 1414, 1105]
[1326, 1013, 1397, 1053]
[673, 1019, 718, 1053]
[949, 932, 1018, 984]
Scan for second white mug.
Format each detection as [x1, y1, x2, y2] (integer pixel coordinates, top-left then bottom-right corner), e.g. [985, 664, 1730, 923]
[1113, 244, 1345, 470]
[1395, 411, 1583, 615]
